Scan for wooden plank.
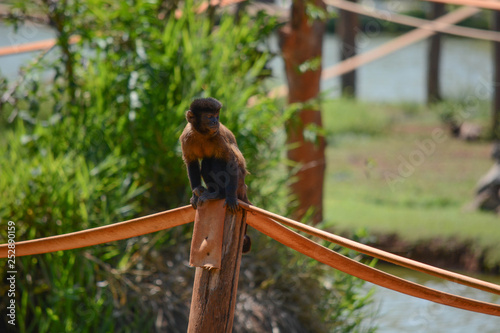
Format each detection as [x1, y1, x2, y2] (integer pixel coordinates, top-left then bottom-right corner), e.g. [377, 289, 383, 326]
[245, 212, 500, 317]
[422, 0, 500, 11]
[325, 0, 500, 42]
[188, 201, 247, 333]
[270, 6, 480, 98]
[239, 200, 500, 296]
[189, 200, 226, 270]
[0, 205, 195, 258]
[321, 6, 480, 80]
[0, 35, 81, 57]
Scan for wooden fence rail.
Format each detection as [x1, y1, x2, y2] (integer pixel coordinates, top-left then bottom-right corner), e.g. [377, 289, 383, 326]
[2, 201, 500, 318]
[0, 205, 194, 257]
[246, 212, 500, 317]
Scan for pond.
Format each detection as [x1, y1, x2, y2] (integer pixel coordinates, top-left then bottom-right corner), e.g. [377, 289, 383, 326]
[366, 264, 500, 333]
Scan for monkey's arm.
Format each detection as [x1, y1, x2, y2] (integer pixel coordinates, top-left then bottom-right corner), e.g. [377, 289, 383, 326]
[186, 160, 205, 209]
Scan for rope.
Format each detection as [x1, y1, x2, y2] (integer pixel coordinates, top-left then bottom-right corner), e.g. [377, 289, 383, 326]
[246, 212, 500, 317]
[326, 0, 500, 42]
[0, 205, 195, 258]
[239, 202, 500, 296]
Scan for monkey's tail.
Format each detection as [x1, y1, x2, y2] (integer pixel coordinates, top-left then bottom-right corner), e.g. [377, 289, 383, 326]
[239, 184, 252, 205]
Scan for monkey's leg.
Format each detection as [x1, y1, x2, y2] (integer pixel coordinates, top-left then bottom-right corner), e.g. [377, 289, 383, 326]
[198, 158, 224, 206]
[212, 158, 239, 213]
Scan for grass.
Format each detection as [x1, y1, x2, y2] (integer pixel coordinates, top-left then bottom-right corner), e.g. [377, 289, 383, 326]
[321, 98, 500, 267]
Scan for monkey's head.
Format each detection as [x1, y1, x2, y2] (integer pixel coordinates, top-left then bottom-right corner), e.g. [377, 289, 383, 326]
[186, 97, 222, 137]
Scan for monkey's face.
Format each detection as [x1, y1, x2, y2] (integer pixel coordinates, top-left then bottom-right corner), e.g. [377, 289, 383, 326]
[201, 112, 220, 136]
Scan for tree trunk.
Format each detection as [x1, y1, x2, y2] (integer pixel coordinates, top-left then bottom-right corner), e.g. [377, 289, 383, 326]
[427, 2, 445, 104]
[338, 0, 358, 97]
[493, 10, 500, 140]
[279, 0, 326, 224]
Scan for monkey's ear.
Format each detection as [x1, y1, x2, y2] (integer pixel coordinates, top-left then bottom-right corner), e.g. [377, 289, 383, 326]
[186, 110, 195, 123]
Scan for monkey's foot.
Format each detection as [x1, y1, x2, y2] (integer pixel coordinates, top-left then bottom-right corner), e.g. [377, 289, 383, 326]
[197, 192, 220, 206]
[223, 197, 239, 213]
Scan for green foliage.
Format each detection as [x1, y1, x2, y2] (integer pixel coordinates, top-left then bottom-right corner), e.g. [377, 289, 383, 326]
[0, 123, 147, 332]
[323, 98, 394, 139]
[297, 56, 322, 73]
[306, 2, 328, 22]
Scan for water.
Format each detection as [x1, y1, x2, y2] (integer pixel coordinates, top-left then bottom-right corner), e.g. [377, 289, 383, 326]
[366, 264, 500, 333]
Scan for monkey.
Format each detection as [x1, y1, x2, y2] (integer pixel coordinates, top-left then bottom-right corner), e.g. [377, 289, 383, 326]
[180, 97, 251, 253]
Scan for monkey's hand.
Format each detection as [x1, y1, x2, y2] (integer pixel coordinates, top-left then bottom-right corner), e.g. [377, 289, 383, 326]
[197, 191, 219, 206]
[190, 195, 199, 209]
[193, 186, 206, 198]
[190, 186, 207, 209]
[223, 196, 239, 213]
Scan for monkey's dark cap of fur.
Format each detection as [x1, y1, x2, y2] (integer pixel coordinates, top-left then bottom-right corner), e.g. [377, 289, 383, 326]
[190, 97, 222, 114]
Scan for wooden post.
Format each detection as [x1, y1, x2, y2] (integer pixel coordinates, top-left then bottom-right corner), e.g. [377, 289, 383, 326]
[493, 10, 500, 140]
[187, 200, 247, 333]
[338, 0, 358, 97]
[427, 2, 445, 104]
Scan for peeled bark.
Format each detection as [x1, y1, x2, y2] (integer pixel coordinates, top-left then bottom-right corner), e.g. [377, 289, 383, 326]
[279, 0, 326, 224]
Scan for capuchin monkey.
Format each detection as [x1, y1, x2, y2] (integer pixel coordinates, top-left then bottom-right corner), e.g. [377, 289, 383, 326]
[180, 97, 251, 253]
